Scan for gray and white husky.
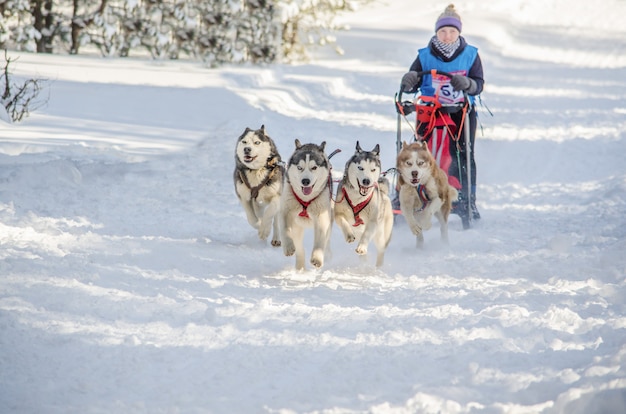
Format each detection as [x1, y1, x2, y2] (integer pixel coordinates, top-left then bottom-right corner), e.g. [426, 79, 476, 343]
[280, 139, 333, 270]
[334, 141, 393, 267]
[234, 125, 283, 246]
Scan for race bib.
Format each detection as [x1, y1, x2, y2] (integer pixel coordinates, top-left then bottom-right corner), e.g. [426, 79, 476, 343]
[432, 70, 466, 104]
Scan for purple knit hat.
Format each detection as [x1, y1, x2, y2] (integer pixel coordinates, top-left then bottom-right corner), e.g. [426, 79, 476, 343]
[435, 4, 462, 32]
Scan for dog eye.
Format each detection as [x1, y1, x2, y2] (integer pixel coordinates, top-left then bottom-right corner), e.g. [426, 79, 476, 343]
[371, 168, 377, 173]
[254, 140, 261, 145]
[311, 166, 318, 171]
[405, 161, 412, 166]
[418, 161, 424, 166]
[358, 166, 364, 171]
[297, 166, 303, 171]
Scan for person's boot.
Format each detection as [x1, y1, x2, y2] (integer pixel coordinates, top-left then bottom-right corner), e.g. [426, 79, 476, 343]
[470, 194, 481, 220]
[391, 193, 400, 211]
[451, 193, 470, 229]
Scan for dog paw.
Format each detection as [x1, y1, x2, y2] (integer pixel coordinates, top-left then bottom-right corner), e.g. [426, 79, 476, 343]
[416, 213, 432, 230]
[310, 254, 324, 268]
[409, 223, 422, 236]
[344, 233, 356, 243]
[258, 226, 271, 241]
[355, 244, 368, 255]
[271, 239, 281, 247]
[284, 245, 295, 257]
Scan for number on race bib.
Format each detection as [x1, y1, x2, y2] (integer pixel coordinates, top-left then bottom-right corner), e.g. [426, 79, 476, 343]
[432, 71, 465, 104]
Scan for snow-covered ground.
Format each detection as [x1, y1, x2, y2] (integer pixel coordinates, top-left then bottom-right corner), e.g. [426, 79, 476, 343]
[1, 0, 625, 413]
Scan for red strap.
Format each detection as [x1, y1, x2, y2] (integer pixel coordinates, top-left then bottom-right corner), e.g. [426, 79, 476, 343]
[456, 101, 469, 142]
[342, 187, 374, 227]
[396, 100, 406, 116]
[291, 187, 312, 218]
[291, 173, 333, 218]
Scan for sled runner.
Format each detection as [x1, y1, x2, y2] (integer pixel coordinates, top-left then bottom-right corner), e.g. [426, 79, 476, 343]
[387, 69, 473, 229]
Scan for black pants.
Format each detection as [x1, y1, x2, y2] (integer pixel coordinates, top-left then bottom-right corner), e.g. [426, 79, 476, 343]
[448, 106, 477, 200]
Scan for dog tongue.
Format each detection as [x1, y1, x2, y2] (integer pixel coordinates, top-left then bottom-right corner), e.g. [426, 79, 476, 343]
[302, 186, 313, 196]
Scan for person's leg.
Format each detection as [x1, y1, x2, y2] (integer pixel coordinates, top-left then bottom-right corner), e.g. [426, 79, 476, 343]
[449, 111, 469, 225]
[467, 108, 480, 220]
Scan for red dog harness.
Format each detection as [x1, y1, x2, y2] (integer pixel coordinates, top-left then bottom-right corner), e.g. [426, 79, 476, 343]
[342, 186, 375, 227]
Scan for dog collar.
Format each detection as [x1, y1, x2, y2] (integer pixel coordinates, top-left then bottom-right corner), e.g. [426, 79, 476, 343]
[290, 174, 333, 219]
[417, 184, 430, 203]
[413, 184, 430, 212]
[291, 187, 314, 218]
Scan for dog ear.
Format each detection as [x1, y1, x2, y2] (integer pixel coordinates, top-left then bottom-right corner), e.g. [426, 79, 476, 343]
[260, 124, 266, 134]
[319, 141, 326, 151]
[356, 141, 362, 152]
[295, 139, 302, 148]
[402, 141, 409, 150]
[372, 144, 380, 155]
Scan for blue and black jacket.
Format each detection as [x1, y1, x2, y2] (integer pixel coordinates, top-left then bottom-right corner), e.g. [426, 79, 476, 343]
[408, 36, 484, 105]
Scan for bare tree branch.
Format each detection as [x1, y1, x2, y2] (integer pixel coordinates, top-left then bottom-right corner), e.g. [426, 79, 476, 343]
[1, 50, 49, 122]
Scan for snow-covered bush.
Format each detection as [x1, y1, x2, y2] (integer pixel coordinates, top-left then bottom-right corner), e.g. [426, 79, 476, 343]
[278, 0, 367, 61]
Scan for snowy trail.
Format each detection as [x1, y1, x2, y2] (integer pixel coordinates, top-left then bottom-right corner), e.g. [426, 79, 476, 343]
[1, 0, 626, 413]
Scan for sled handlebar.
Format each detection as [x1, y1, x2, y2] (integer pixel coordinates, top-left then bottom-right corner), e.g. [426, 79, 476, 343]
[396, 69, 468, 102]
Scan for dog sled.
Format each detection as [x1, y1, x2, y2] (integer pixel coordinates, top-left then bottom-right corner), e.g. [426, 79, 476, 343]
[388, 69, 474, 230]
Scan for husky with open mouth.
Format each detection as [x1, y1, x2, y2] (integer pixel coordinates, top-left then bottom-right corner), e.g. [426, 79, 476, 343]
[234, 125, 283, 246]
[334, 141, 393, 267]
[396, 141, 458, 248]
[280, 139, 333, 270]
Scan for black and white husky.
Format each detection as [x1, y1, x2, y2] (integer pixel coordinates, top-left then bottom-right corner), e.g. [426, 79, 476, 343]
[234, 125, 283, 246]
[280, 139, 333, 270]
[334, 141, 393, 267]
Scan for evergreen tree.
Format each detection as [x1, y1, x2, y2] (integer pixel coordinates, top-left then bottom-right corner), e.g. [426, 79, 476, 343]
[0, 0, 373, 64]
[1, 0, 39, 52]
[238, 0, 278, 63]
